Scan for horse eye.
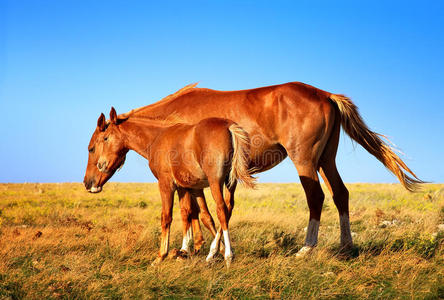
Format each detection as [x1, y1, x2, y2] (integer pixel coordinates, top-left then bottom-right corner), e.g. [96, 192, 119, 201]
[89, 147, 95, 153]
[104, 136, 108, 141]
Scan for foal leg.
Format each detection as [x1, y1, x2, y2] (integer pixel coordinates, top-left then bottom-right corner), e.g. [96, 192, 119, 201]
[192, 189, 225, 254]
[213, 181, 237, 253]
[206, 181, 233, 267]
[189, 192, 205, 253]
[177, 188, 196, 256]
[192, 189, 218, 237]
[152, 180, 175, 265]
[212, 181, 238, 256]
[224, 180, 236, 221]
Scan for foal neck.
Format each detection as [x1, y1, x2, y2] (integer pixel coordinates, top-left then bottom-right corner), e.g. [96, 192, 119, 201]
[118, 118, 174, 159]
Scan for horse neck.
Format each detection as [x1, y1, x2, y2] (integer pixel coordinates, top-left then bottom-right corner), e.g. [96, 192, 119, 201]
[119, 119, 168, 159]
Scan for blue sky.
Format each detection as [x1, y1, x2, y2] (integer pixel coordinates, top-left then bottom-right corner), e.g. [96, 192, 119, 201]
[1, 0, 443, 183]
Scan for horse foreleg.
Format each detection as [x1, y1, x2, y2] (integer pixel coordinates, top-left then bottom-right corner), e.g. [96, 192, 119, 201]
[177, 188, 194, 257]
[152, 180, 175, 266]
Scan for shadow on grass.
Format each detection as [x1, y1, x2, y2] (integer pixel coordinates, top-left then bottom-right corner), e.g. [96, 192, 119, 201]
[329, 231, 443, 260]
[0, 274, 25, 300]
[248, 230, 302, 258]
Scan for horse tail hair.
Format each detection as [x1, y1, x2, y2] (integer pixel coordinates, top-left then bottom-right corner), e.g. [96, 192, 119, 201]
[228, 124, 256, 189]
[328, 94, 423, 192]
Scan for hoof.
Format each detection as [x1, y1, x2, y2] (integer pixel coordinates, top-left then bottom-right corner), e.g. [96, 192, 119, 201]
[151, 257, 163, 266]
[193, 247, 203, 256]
[176, 250, 190, 261]
[337, 243, 358, 259]
[339, 243, 354, 252]
[193, 241, 205, 255]
[206, 255, 223, 266]
[206, 251, 220, 264]
[168, 249, 181, 259]
[206, 255, 215, 264]
[168, 249, 190, 259]
[225, 255, 233, 269]
[295, 246, 314, 258]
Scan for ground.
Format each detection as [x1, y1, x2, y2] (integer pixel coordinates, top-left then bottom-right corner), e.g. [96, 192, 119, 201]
[0, 183, 443, 299]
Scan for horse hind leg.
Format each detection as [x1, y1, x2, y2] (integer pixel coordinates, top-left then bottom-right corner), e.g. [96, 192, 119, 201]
[319, 162, 353, 249]
[202, 181, 236, 260]
[294, 163, 325, 257]
[177, 188, 202, 257]
[206, 180, 233, 268]
[192, 189, 218, 237]
[189, 193, 205, 253]
[223, 180, 236, 221]
[221, 180, 237, 251]
[285, 139, 326, 257]
[192, 189, 226, 254]
[208, 180, 238, 256]
[318, 115, 353, 250]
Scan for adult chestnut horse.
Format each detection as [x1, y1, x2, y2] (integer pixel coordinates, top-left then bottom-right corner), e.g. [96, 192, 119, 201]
[114, 81, 422, 256]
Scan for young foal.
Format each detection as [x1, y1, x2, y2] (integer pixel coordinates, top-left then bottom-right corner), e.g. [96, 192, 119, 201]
[84, 111, 219, 256]
[84, 108, 255, 266]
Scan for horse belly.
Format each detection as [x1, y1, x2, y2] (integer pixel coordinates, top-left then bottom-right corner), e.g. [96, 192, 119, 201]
[249, 143, 287, 173]
[172, 166, 209, 189]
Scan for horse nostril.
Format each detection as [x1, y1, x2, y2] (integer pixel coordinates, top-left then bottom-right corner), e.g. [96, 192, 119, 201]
[84, 179, 94, 190]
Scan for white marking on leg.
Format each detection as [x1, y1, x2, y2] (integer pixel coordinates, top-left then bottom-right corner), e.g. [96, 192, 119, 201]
[163, 232, 169, 255]
[296, 245, 313, 258]
[160, 228, 170, 259]
[206, 230, 221, 262]
[296, 219, 319, 258]
[340, 213, 353, 247]
[305, 219, 320, 247]
[180, 226, 193, 253]
[223, 230, 233, 261]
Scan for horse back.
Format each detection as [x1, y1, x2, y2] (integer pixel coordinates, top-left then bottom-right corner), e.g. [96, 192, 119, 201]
[148, 82, 335, 174]
[193, 118, 236, 164]
[148, 119, 234, 188]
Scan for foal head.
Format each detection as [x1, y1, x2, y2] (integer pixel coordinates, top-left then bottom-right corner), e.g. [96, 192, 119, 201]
[83, 107, 128, 193]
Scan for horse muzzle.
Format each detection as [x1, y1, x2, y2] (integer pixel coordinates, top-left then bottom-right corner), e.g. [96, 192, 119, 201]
[84, 178, 103, 193]
[89, 186, 102, 193]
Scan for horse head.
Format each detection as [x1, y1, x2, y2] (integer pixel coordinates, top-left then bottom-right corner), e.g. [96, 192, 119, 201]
[83, 107, 128, 193]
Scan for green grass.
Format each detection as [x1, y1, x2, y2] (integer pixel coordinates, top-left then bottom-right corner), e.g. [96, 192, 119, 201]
[0, 183, 443, 299]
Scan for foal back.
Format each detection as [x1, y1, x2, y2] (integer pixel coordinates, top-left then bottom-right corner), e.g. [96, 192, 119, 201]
[148, 118, 249, 189]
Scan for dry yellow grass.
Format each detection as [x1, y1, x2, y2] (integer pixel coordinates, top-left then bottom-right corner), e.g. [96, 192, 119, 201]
[0, 183, 443, 299]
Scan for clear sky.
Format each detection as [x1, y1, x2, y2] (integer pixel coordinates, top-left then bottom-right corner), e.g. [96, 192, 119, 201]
[1, 0, 443, 184]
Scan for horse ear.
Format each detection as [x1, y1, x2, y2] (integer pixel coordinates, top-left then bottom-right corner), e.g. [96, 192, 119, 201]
[97, 113, 106, 131]
[110, 107, 117, 125]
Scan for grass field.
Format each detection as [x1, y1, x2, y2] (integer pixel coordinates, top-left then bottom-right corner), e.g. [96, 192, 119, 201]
[0, 183, 443, 299]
